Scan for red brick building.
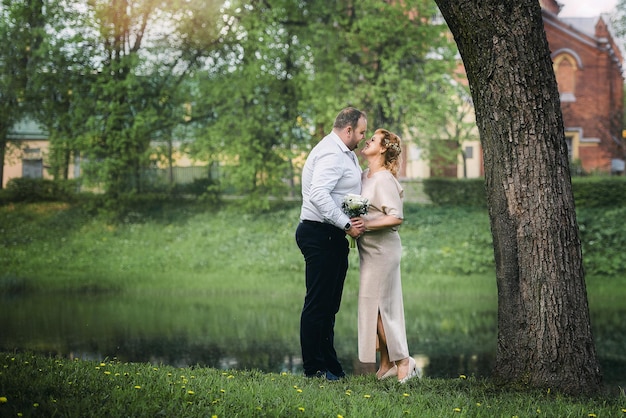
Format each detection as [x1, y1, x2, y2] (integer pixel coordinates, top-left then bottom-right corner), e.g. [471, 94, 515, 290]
[541, 0, 624, 174]
[409, 1, 625, 180]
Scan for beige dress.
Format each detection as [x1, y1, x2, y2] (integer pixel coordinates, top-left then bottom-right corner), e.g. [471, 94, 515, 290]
[357, 169, 408, 363]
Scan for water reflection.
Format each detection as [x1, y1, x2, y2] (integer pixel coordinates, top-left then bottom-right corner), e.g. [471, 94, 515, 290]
[1, 292, 624, 390]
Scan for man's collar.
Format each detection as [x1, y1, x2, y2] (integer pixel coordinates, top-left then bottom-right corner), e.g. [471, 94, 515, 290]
[330, 131, 351, 152]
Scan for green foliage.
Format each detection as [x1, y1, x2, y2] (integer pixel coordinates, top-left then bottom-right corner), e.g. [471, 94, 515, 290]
[187, 0, 460, 208]
[571, 176, 626, 207]
[577, 207, 626, 276]
[423, 177, 626, 209]
[5, 199, 626, 283]
[401, 205, 495, 275]
[3, 178, 78, 203]
[0, 0, 48, 186]
[423, 178, 487, 207]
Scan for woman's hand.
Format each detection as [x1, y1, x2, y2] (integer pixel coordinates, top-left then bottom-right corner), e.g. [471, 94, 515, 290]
[349, 217, 366, 237]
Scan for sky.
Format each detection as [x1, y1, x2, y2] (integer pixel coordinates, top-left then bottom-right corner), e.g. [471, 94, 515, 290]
[559, 0, 618, 17]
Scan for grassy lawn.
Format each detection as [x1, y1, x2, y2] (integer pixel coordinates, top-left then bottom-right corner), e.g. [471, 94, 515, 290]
[1, 201, 625, 416]
[1, 352, 624, 417]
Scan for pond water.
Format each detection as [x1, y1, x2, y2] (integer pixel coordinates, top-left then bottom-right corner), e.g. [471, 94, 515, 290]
[1, 292, 624, 391]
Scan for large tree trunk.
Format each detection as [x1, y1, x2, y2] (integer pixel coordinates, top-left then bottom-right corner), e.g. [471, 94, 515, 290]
[434, 0, 602, 395]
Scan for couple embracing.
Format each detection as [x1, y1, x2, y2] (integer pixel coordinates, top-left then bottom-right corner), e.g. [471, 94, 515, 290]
[295, 107, 418, 384]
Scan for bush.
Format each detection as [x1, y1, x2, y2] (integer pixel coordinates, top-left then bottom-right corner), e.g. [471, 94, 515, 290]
[423, 178, 486, 207]
[571, 177, 626, 208]
[577, 207, 626, 276]
[3, 178, 79, 203]
[423, 176, 626, 208]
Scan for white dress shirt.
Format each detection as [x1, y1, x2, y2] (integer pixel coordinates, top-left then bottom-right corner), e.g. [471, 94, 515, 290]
[300, 131, 362, 229]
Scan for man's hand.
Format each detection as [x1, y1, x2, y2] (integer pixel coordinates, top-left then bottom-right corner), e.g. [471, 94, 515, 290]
[347, 217, 365, 238]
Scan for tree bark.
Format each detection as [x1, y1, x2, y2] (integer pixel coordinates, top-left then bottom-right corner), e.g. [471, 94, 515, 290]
[434, 0, 602, 395]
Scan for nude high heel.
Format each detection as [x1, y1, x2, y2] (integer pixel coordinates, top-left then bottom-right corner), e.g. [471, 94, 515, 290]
[399, 357, 419, 384]
[377, 365, 398, 380]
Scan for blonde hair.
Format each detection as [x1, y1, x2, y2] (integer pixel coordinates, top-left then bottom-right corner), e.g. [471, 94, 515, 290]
[377, 128, 402, 177]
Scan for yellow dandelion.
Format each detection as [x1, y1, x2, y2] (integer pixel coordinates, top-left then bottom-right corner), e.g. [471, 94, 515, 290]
[298, 407, 305, 412]
[0, 397, 7, 403]
[167, 373, 172, 377]
[187, 391, 195, 395]
[17, 413, 23, 417]
[134, 385, 141, 389]
[537, 408, 541, 414]
[153, 367, 158, 371]
[100, 363, 106, 367]
[297, 389, 303, 393]
[281, 372, 288, 376]
[227, 375, 234, 379]
[621, 409, 626, 413]
[104, 371, 111, 375]
[338, 415, 344, 418]
[364, 394, 371, 398]
[220, 389, 226, 393]
[588, 414, 597, 417]
[476, 403, 481, 406]
[453, 407, 461, 412]
[33, 403, 39, 408]
[403, 393, 410, 397]
[212, 415, 218, 418]
[115, 373, 120, 377]
[459, 375, 467, 379]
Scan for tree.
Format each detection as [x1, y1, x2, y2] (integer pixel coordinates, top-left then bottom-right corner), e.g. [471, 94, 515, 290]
[189, 0, 459, 206]
[302, 0, 457, 143]
[434, 0, 602, 395]
[69, 0, 225, 196]
[423, 80, 479, 178]
[190, 0, 314, 206]
[26, 1, 96, 182]
[0, 0, 48, 188]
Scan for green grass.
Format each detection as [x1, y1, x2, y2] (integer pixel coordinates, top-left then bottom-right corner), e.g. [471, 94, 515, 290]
[0, 353, 624, 418]
[1, 201, 625, 416]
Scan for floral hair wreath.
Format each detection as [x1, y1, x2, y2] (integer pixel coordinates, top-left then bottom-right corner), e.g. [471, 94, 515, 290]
[385, 141, 402, 154]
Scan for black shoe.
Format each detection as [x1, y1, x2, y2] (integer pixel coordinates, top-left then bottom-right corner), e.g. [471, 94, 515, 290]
[325, 370, 345, 381]
[305, 370, 326, 378]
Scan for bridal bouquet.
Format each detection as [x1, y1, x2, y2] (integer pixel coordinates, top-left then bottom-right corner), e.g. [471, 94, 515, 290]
[341, 193, 370, 248]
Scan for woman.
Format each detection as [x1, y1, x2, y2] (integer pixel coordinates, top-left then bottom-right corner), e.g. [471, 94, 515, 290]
[357, 128, 418, 383]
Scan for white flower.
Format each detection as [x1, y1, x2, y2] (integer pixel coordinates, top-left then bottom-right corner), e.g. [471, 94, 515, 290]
[342, 194, 370, 217]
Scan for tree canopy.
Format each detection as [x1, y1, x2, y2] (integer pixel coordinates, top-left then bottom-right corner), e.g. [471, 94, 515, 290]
[1, 0, 461, 206]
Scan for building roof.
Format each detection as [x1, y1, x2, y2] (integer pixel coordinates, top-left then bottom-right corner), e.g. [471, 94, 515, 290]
[542, 10, 624, 69]
[7, 118, 48, 140]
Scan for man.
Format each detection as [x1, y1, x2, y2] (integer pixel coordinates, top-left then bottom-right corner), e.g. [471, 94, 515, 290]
[295, 107, 367, 380]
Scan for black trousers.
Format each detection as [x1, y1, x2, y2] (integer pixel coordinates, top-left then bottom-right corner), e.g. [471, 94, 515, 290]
[295, 220, 349, 376]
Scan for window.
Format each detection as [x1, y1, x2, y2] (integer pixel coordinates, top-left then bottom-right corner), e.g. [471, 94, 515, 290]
[553, 53, 578, 102]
